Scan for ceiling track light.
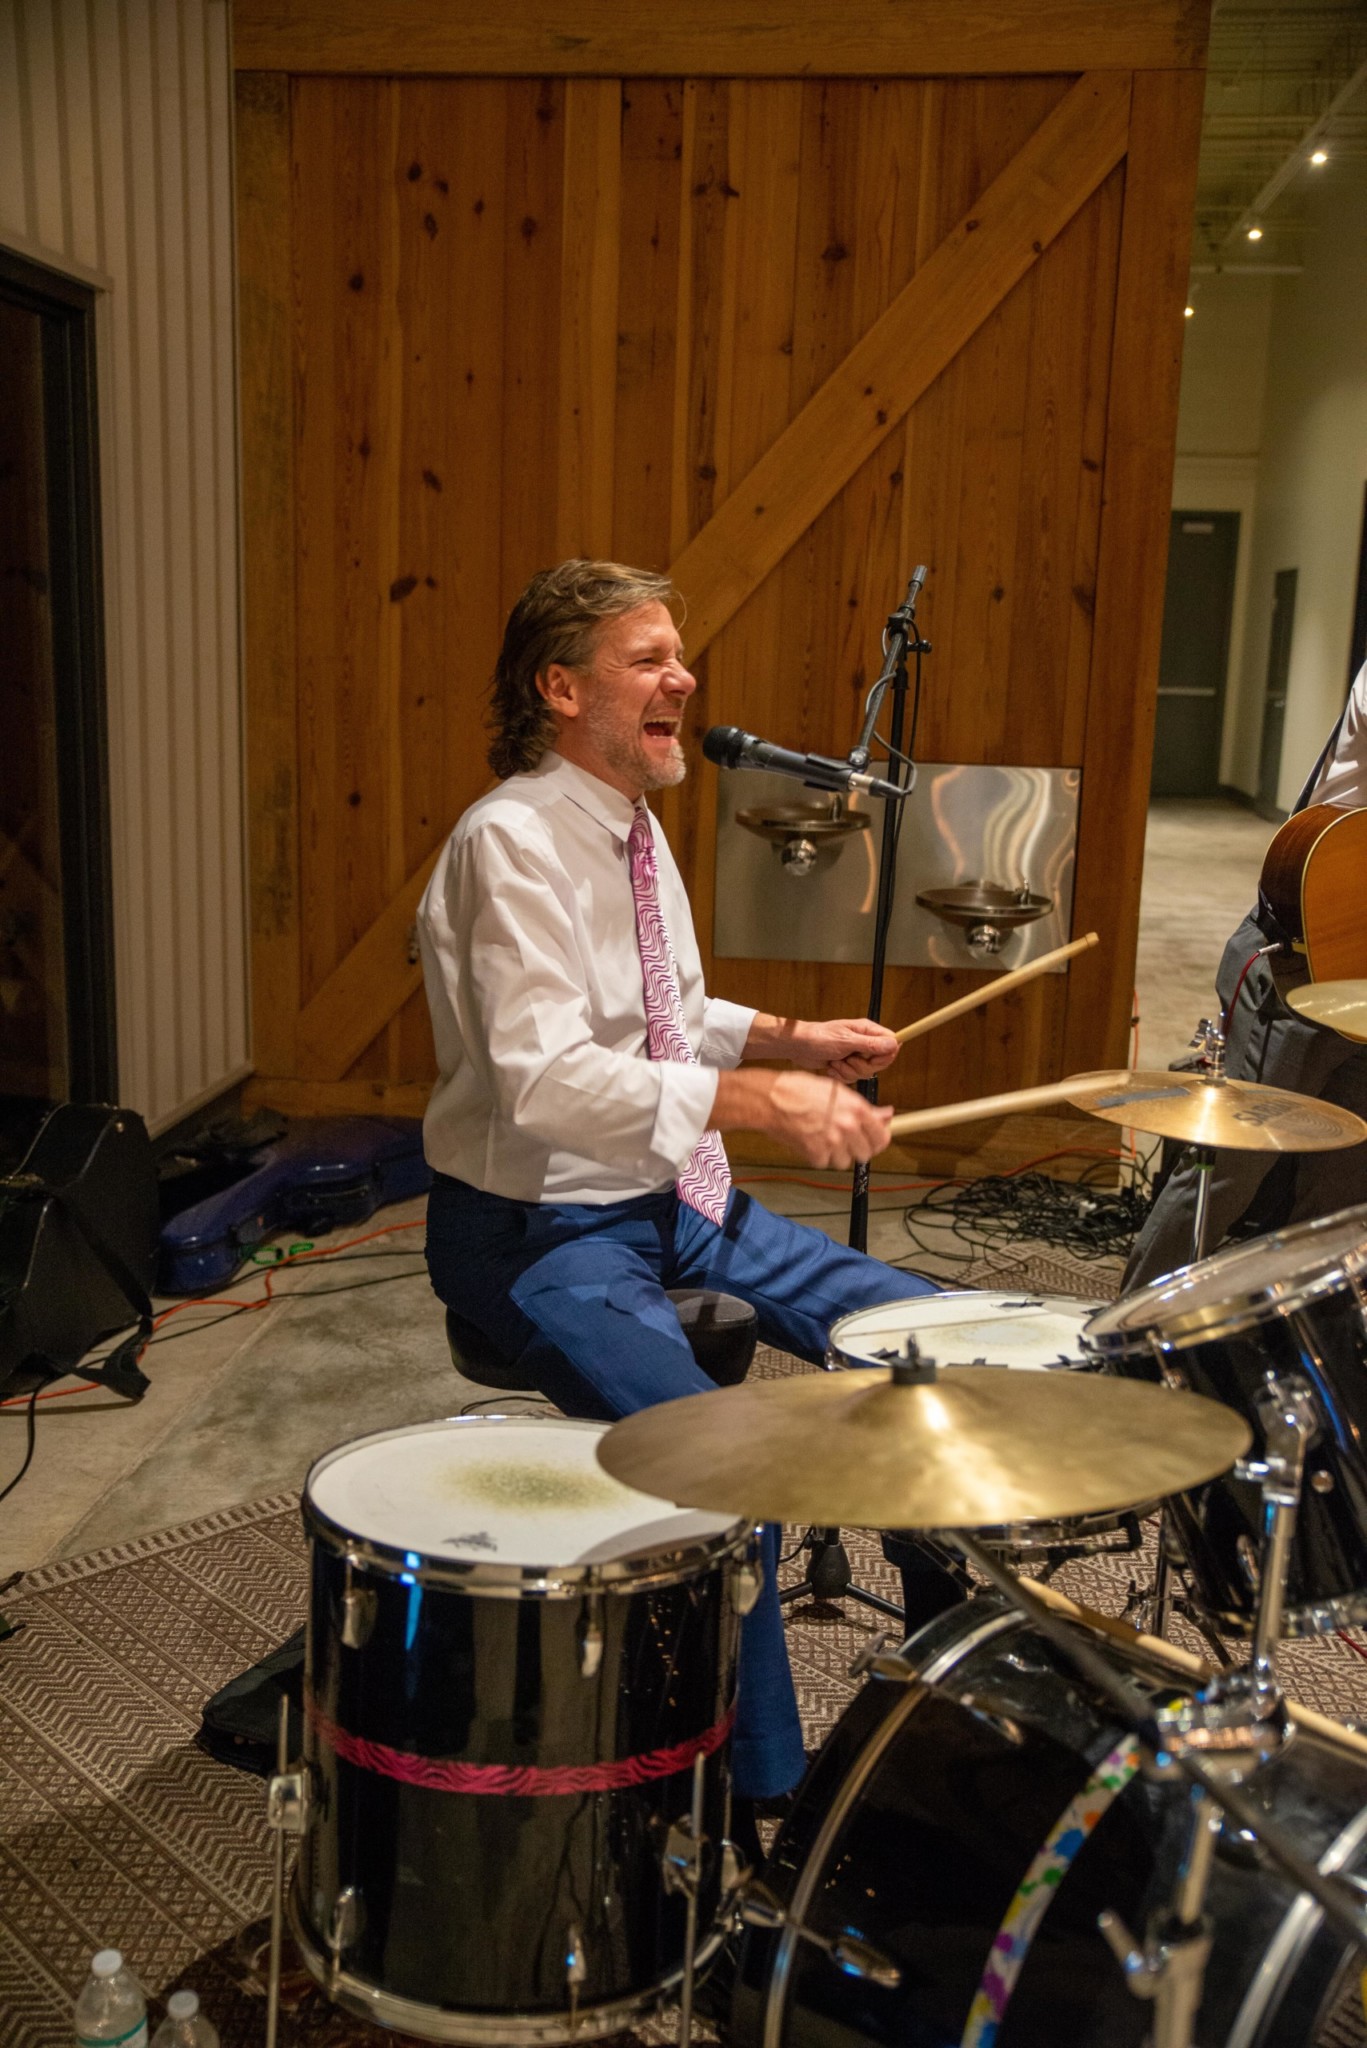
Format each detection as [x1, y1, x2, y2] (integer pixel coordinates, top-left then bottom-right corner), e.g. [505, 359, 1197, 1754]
[1246, 225, 1264, 241]
[1310, 150, 1328, 166]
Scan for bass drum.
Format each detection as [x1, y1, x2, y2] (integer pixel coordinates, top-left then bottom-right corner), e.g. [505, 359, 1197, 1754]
[733, 1597, 1367, 2048]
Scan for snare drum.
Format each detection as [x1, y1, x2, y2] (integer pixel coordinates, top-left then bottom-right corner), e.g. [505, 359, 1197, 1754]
[292, 1415, 753, 2042]
[828, 1295, 1139, 1556]
[1084, 1204, 1367, 1638]
[826, 1293, 1099, 1373]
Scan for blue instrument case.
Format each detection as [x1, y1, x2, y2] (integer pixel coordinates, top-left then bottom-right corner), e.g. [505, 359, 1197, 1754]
[158, 1115, 430, 1295]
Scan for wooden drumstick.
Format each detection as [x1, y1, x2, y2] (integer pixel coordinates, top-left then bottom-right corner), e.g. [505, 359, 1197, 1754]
[894, 931, 1100, 1046]
[1024, 1575, 1367, 1763]
[887, 1069, 1128, 1138]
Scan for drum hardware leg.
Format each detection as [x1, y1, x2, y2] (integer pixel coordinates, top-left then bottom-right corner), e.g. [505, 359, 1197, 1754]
[264, 1698, 311, 2048]
[1238, 1376, 1316, 1694]
[949, 1528, 1367, 1960]
[662, 1754, 708, 2047]
[1190, 1143, 1217, 1264]
[1097, 1783, 1220, 2048]
[736, 1877, 902, 1988]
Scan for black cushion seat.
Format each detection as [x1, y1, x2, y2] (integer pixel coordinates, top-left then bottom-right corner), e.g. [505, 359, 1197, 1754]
[445, 1287, 758, 1392]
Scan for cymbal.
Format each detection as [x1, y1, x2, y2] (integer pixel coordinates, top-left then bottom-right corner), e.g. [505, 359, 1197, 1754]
[1065, 1069, 1367, 1151]
[1287, 981, 1367, 1044]
[596, 1366, 1250, 1530]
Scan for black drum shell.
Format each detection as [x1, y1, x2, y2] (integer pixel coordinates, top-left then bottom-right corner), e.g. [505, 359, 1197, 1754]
[1098, 1280, 1367, 1633]
[296, 1528, 743, 2022]
[733, 1598, 1367, 2048]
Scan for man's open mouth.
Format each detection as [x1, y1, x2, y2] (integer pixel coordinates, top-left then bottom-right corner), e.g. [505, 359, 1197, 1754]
[644, 720, 679, 738]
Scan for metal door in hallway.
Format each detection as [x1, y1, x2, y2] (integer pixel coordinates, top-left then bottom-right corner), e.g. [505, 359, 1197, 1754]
[1150, 509, 1240, 798]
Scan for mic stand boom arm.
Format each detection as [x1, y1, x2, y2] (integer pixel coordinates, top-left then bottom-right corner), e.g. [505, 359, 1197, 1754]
[849, 569, 929, 1255]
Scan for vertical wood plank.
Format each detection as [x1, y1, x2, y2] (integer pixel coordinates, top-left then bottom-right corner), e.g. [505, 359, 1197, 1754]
[206, 0, 250, 1078]
[557, 77, 620, 559]
[57, 0, 98, 265]
[152, 0, 204, 1102]
[500, 77, 564, 616]
[682, 79, 803, 963]
[237, 69, 300, 1077]
[612, 78, 684, 570]
[1065, 68, 1202, 1073]
[19, 0, 67, 252]
[0, 7, 27, 243]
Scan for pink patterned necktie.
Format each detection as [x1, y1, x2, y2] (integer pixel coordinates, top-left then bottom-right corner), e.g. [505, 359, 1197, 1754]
[626, 806, 732, 1225]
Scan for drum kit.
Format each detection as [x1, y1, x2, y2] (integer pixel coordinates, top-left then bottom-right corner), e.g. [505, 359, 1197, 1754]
[258, 1062, 1367, 2048]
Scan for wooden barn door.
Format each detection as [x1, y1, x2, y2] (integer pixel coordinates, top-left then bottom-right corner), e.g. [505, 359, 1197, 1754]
[237, 59, 1202, 1143]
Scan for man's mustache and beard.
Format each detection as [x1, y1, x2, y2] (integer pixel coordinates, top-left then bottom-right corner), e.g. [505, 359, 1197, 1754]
[581, 691, 688, 792]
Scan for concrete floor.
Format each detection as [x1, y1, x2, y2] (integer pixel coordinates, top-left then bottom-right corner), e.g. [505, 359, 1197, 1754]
[0, 797, 1274, 1580]
[1133, 796, 1269, 1072]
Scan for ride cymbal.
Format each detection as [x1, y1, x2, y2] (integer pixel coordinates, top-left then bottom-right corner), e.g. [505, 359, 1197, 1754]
[1066, 1070, 1367, 1151]
[1287, 981, 1367, 1045]
[596, 1366, 1250, 1530]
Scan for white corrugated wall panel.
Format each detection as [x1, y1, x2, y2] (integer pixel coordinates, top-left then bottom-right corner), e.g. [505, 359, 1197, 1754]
[0, 0, 249, 1132]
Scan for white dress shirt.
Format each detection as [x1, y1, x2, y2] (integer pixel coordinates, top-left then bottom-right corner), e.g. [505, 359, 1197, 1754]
[1305, 661, 1367, 808]
[417, 753, 756, 1203]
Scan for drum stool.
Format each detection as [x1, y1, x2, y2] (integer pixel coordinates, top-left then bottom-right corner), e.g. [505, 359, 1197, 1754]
[445, 1287, 758, 1391]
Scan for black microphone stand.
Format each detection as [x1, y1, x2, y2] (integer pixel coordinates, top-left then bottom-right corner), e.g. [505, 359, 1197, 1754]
[849, 570, 926, 1253]
[778, 571, 928, 1624]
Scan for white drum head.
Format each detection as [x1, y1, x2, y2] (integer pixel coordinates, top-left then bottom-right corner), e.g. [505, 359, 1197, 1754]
[305, 1415, 741, 1570]
[828, 1292, 1101, 1372]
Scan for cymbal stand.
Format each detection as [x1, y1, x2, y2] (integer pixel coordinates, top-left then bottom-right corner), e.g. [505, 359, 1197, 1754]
[263, 1697, 311, 2048]
[1187, 1018, 1226, 1265]
[946, 1530, 1367, 2047]
[1237, 1374, 1316, 1693]
[662, 1753, 707, 2046]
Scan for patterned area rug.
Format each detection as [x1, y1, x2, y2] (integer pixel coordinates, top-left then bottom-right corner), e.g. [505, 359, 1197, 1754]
[5, 1262, 1367, 2047]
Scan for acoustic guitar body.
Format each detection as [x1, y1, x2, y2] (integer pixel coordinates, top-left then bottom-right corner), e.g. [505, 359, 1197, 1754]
[1259, 803, 1367, 982]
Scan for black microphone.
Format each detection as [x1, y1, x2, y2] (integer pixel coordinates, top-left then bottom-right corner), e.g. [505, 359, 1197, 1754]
[702, 726, 908, 801]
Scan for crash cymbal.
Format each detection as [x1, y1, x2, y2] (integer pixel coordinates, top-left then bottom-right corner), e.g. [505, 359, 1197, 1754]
[596, 1366, 1250, 1530]
[1287, 981, 1367, 1044]
[1065, 1070, 1367, 1151]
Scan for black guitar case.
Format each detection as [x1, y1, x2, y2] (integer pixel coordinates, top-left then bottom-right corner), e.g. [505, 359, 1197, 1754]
[0, 1104, 160, 1403]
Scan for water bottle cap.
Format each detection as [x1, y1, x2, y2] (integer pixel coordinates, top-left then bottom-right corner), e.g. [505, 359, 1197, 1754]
[167, 1992, 199, 2019]
[92, 1951, 123, 1978]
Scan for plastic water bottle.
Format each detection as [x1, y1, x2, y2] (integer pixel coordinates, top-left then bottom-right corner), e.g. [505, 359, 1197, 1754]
[150, 1991, 218, 2048]
[74, 1951, 148, 2048]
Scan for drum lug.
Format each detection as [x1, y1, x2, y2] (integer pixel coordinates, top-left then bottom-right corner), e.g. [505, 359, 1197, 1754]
[565, 1921, 587, 2025]
[326, 1886, 363, 1996]
[341, 1582, 378, 1649]
[578, 1596, 604, 1678]
[734, 1543, 764, 1616]
[266, 1764, 314, 1837]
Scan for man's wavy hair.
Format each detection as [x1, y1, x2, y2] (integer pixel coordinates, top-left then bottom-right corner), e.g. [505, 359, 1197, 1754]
[487, 559, 679, 780]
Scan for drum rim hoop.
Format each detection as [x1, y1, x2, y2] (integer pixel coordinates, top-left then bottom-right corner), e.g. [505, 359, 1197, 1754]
[826, 1290, 1099, 1371]
[301, 1414, 752, 1595]
[1083, 1222, 1367, 1355]
[288, 1881, 729, 2043]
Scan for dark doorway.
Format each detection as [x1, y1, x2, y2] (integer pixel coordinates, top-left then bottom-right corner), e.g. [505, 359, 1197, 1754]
[0, 246, 115, 1164]
[1258, 567, 1298, 817]
[1150, 510, 1241, 797]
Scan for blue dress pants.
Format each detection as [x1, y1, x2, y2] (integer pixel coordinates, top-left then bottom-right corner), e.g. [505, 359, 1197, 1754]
[425, 1176, 937, 1798]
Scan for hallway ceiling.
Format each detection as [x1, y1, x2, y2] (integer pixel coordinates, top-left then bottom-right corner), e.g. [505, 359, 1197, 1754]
[1193, 0, 1367, 269]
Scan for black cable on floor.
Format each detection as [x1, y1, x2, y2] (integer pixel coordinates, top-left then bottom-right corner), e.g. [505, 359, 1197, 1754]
[0, 1388, 40, 1507]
